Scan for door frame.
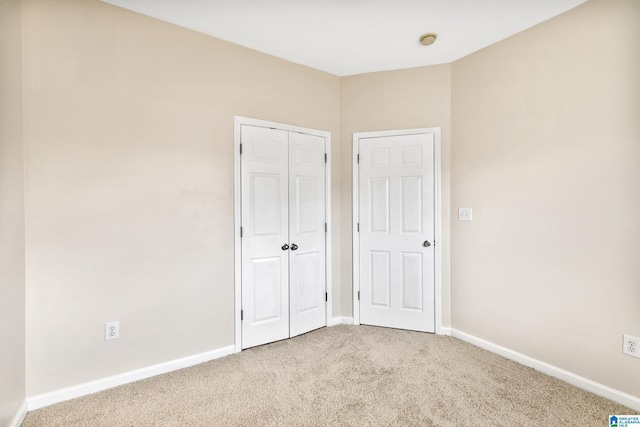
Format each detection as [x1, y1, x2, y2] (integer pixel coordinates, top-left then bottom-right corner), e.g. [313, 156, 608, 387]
[352, 128, 444, 334]
[234, 116, 332, 353]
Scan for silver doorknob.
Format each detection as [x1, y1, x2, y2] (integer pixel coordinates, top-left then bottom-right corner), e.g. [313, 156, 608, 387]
[423, 240, 431, 247]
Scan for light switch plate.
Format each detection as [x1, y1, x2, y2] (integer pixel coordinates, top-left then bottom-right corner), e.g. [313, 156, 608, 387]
[458, 208, 472, 221]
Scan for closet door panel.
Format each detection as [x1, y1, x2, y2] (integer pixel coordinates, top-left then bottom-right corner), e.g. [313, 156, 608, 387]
[241, 125, 290, 349]
[288, 132, 326, 337]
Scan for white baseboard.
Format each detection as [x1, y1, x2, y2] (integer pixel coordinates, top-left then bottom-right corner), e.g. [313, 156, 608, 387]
[27, 345, 236, 411]
[328, 316, 354, 326]
[451, 329, 640, 412]
[9, 400, 28, 427]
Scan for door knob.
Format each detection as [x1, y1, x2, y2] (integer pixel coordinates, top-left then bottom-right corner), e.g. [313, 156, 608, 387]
[281, 244, 290, 251]
[290, 243, 299, 251]
[423, 240, 431, 247]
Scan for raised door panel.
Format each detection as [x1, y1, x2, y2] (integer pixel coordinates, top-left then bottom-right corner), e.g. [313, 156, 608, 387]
[251, 256, 284, 322]
[401, 176, 422, 234]
[251, 174, 282, 236]
[370, 251, 390, 308]
[294, 251, 320, 313]
[369, 177, 390, 234]
[401, 252, 423, 311]
[295, 176, 319, 234]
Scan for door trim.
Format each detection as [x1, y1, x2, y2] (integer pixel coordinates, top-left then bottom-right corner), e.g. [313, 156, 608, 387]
[352, 128, 444, 334]
[234, 116, 332, 353]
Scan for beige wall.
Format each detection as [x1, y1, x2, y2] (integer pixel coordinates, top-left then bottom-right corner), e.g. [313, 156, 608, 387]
[340, 65, 452, 325]
[451, 0, 640, 398]
[0, 0, 26, 424]
[13, 0, 640, 406]
[22, 0, 341, 396]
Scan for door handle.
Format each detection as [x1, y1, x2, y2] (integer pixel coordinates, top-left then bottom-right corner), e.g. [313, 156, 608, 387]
[290, 243, 299, 251]
[423, 240, 431, 247]
[281, 244, 290, 251]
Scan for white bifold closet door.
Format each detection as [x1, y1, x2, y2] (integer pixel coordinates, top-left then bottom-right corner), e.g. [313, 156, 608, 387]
[241, 125, 326, 349]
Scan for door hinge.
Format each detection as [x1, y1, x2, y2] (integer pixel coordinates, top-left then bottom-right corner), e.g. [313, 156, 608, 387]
[240, 226, 243, 237]
[325, 292, 328, 302]
[239, 144, 242, 155]
[357, 291, 360, 301]
[240, 310, 243, 321]
[357, 154, 360, 163]
[325, 153, 327, 163]
[357, 223, 360, 232]
[325, 222, 327, 233]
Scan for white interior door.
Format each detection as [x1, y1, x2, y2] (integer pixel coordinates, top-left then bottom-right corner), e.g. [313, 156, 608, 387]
[241, 125, 326, 349]
[289, 132, 326, 337]
[358, 132, 435, 332]
[241, 125, 290, 348]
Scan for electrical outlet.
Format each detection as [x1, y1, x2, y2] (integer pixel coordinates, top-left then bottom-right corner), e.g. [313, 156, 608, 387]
[623, 334, 639, 358]
[105, 321, 119, 341]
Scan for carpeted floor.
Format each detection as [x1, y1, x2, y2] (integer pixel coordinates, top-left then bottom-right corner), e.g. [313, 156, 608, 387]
[23, 325, 631, 426]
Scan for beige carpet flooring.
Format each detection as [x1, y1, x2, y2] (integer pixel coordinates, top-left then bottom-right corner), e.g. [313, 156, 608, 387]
[23, 325, 632, 426]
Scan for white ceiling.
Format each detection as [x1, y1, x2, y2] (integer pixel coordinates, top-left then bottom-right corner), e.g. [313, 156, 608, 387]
[100, 0, 587, 76]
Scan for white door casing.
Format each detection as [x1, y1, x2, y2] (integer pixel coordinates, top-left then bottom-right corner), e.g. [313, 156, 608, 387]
[353, 128, 442, 334]
[235, 117, 331, 351]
